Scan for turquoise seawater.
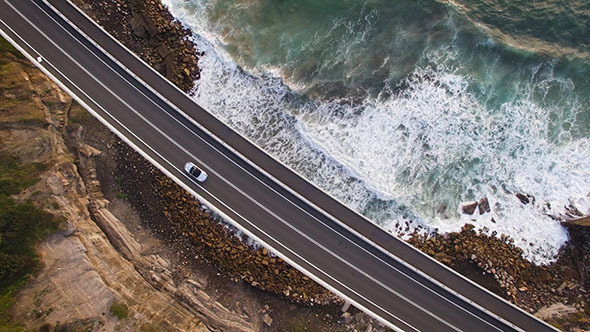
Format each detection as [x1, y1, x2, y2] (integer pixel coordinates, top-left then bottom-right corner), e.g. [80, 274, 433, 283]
[163, 0, 590, 263]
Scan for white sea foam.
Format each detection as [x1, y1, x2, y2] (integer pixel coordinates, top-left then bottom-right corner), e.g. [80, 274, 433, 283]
[163, 0, 590, 263]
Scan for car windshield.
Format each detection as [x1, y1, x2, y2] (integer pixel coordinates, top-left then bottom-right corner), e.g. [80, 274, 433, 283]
[190, 167, 200, 177]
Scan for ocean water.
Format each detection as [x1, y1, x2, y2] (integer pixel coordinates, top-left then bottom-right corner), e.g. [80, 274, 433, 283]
[162, 0, 590, 264]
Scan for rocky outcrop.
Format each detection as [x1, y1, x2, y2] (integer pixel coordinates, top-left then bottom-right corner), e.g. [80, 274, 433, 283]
[1, 47, 254, 332]
[461, 197, 490, 215]
[74, 0, 201, 92]
[407, 222, 590, 324]
[562, 218, 590, 292]
[462, 201, 478, 215]
[77, 141, 255, 332]
[113, 140, 338, 306]
[43, 1, 590, 330]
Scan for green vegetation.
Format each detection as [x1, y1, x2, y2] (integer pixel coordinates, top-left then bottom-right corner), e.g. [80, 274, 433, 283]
[0, 153, 59, 332]
[0, 153, 46, 196]
[115, 192, 128, 200]
[109, 301, 129, 320]
[67, 102, 93, 126]
[0, 279, 30, 332]
[282, 318, 347, 332]
[546, 309, 590, 331]
[0, 36, 24, 60]
[0, 197, 57, 285]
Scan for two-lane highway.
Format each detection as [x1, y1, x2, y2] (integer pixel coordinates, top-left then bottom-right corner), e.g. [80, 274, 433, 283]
[0, 1, 558, 331]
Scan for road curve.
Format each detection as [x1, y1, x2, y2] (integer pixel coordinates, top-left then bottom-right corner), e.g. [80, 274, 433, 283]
[0, 1, 558, 331]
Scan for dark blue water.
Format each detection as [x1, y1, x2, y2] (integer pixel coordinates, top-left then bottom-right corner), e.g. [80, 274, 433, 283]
[163, 0, 590, 263]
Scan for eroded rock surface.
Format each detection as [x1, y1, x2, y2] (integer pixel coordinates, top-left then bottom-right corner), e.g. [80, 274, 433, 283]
[1, 47, 250, 332]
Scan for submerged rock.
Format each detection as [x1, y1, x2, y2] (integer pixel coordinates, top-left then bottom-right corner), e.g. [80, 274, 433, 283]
[515, 193, 535, 205]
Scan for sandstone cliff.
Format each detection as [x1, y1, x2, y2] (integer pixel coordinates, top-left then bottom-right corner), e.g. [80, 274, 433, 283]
[1, 41, 254, 332]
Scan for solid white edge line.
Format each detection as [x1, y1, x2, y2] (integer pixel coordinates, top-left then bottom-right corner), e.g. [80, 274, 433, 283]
[43, 0, 557, 330]
[0, 12, 417, 332]
[6, 4, 431, 330]
[31, 4, 504, 331]
[47, 2, 542, 331]
[26, 0, 558, 330]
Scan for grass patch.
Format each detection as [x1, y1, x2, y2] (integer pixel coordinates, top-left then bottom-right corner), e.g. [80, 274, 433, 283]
[0, 197, 58, 290]
[0, 37, 24, 59]
[0, 153, 59, 331]
[282, 319, 346, 332]
[0, 278, 31, 332]
[115, 192, 128, 200]
[0, 198, 57, 332]
[67, 104, 93, 126]
[109, 302, 128, 320]
[0, 152, 46, 196]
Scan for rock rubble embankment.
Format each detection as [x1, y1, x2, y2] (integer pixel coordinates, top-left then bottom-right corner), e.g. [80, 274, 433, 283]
[71, 0, 590, 330]
[74, 0, 201, 92]
[0, 48, 222, 331]
[113, 140, 339, 305]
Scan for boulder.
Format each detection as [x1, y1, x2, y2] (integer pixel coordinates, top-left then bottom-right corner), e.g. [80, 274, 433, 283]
[341, 312, 353, 324]
[567, 216, 590, 227]
[155, 43, 171, 58]
[129, 14, 148, 38]
[515, 193, 534, 205]
[78, 144, 102, 158]
[478, 197, 491, 214]
[462, 202, 478, 215]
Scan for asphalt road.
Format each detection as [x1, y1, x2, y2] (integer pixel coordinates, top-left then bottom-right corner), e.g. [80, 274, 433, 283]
[0, 1, 558, 331]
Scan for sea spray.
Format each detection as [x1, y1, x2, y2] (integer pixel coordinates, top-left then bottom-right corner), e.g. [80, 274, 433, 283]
[163, 0, 590, 263]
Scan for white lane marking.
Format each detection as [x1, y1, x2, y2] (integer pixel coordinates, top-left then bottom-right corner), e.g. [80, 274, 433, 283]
[27, 4, 469, 331]
[48, 2, 557, 331]
[29, 3, 514, 331]
[0, 6, 420, 332]
[0, 18, 416, 332]
[31, 1, 523, 331]
[17, 1, 522, 330]
[10, 4, 440, 329]
[43, 2, 547, 332]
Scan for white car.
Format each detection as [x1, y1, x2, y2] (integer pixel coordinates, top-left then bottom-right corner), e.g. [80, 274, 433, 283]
[184, 161, 208, 182]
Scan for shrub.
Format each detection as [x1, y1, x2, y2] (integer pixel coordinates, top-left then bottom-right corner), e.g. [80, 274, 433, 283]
[0, 153, 45, 196]
[0, 37, 24, 59]
[0, 152, 59, 331]
[115, 192, 128, 200]
[110, 302, 128, 320]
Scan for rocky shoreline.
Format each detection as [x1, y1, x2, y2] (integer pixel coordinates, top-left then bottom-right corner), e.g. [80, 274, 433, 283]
[73, 0, 338, 305]
[55, 0, 590, 330]
[0, 45, 213, 332]
[72, 0, 202, 92]
[0, 37, 357, 332]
